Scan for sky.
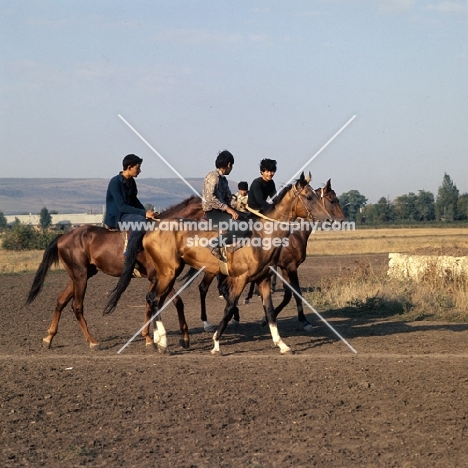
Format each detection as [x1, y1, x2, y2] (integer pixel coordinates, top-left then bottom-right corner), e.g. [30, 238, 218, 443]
[1, 0, 467, 203]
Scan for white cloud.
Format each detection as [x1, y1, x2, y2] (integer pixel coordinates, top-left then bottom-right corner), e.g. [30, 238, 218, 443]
[427, 1, 468, 14]
[156, 28, 242, 46]
[376, 0, 416, 13]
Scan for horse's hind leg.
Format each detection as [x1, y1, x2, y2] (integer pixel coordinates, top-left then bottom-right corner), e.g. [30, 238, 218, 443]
[289, 270, 313, 333]
[168, 289, 190, 349]
[243, 282, 255, 305]
[71, 276, 100, 349]
[43, 280, 73, 348]
[199, 272, 216, 332]
[146, 274, 178, 354]
[211, 278, 245, 355]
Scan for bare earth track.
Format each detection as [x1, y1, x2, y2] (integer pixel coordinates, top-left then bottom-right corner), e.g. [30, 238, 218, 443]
[1, 254, 468, 467]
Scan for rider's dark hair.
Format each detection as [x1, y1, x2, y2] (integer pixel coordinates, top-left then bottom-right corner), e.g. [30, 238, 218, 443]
[238, 181, 248, 191]
[215, 150, 234, 169]
[122, 154, 143, 170]
[260, 158, 277, 173]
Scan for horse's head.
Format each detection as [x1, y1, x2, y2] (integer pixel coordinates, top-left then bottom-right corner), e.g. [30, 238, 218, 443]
[316, 179, 346, 222]
[290, 172, 330, 222]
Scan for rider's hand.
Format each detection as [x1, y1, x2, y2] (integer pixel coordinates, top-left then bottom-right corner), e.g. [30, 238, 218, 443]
[226, 207, 239, 220]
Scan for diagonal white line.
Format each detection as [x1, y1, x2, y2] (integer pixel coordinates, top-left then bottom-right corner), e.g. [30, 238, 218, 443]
[269, 266, 357, 354]
[118, 114, 205, 201]
[275, 115, 356, 199]
[117, 266, 206, 354]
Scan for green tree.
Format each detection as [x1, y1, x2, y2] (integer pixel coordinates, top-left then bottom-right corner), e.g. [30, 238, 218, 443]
[375, 197, 394, 222]
[338, 190, 367, 222]
[435, 173, 459, 222]
[457, 193, 468, 220]
[393, 193, 417, 221]
[0, 211, 7, 232]
[39, 207, 52, 230]
[2, 223, 56, 250]
[414, 190, 435, 221]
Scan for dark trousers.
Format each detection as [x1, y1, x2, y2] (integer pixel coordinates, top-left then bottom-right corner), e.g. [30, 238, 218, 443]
[204, 209, 251, 247]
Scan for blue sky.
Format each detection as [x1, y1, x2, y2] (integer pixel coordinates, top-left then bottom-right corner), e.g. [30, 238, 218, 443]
[1, 0, 467, 202]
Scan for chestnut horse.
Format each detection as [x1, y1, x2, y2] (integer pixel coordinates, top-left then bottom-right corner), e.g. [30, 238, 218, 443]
[26, 195, 203, 349]
[191, 179, 345, 333]
[104, 172, 330, 355]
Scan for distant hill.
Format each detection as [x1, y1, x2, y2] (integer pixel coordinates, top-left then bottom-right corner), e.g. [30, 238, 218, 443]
[0, 178, 229, 215]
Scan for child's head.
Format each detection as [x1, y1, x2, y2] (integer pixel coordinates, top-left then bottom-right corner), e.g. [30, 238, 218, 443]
[238, 181, 248, 196]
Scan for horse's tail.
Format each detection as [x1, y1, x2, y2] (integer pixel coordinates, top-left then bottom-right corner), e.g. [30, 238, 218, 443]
[26, 234, 62, 305]
[103, 230, 145, 315]
[178, 266, 199, 285]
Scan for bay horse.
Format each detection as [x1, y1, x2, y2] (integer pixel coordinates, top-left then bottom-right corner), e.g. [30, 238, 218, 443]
[104, 172, 330, 355]
[189, 179, 345, 333]
[26, 195, 204, 349]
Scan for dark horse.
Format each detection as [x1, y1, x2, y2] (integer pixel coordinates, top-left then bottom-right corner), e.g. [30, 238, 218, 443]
[26, 195, 204, 349]
[104, 173, 330, 355]
[190, 179, 345, 333]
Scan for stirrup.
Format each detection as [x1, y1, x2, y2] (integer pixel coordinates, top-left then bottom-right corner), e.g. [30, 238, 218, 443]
[210, 246, 227, 263]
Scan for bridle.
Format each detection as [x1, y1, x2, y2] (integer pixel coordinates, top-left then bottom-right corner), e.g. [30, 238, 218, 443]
[275, 183, 319, 222]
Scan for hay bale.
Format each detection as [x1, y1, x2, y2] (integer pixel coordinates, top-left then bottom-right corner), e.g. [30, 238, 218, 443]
[388, 253, 468, 282]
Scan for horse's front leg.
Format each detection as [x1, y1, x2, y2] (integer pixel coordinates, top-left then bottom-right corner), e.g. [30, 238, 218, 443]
[258, 277, 292, 355]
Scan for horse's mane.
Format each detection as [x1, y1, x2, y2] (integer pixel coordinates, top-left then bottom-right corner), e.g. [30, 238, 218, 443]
[159, 195, 202, 217]
[261, 183, 293, 216]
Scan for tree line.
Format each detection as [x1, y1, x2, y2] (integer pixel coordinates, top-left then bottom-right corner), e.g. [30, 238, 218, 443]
[338, 173, 468, 224]
[0, 173, 466, 250]
[0, 207, 56, 250]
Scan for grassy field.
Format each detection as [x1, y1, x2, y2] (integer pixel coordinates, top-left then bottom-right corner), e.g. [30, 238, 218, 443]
[307, 226, 468, 256]
[303, 227, 468, 322]
[1, 226, 467, 322]
[1, 226, 468, 274]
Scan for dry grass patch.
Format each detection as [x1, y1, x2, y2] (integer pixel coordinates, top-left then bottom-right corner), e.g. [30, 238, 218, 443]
[307, 258, 468, 322]
[0, 249, 62, 274]
[308, 227, 468, 256]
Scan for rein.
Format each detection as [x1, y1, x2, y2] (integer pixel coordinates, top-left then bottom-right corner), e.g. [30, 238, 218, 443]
[245, 184, 314, 224]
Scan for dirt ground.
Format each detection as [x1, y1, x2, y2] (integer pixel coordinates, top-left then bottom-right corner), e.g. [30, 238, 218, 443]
[1, 254, 468, 467]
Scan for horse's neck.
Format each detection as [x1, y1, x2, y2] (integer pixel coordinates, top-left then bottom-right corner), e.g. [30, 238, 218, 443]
[267, 193, 295, 223]
[160, 198, 203, 219]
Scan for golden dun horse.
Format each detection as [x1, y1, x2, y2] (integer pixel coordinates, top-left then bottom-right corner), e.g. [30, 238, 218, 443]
[104, 173, 330, 355]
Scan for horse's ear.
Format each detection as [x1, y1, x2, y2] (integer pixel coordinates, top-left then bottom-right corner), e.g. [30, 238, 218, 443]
[325, 178, 331, 191]
[298, 172, 306, 186]
[305, 172, 311, 184]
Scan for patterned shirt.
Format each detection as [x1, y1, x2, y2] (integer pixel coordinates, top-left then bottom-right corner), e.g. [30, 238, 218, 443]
[202, 169, 233, 212]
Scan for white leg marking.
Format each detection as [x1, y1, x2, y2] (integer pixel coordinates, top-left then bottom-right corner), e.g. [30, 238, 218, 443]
[153, 330, 160, 344]
[155, 321, 167, 351]
[211, 333, 220, 354]
[269, 323, 291, 354]
[203, 320, 216, 332]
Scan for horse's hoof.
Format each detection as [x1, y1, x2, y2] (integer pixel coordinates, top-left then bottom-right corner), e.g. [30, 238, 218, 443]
[261, 318, 268, 327]
[243, 298, 250, 305]
[304, 324, 314, 334]
[280, 348, 294, 355]
[89, 342, 100, 351]
[42, 338, 52, 349]
[146, 341, 156, 349]
[210, 349, 222, 356]
[157, 345, 171, 355]
[204, 324, 216, 333]
[179, 338, 190, 349]
[231, 319, 240, 327]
